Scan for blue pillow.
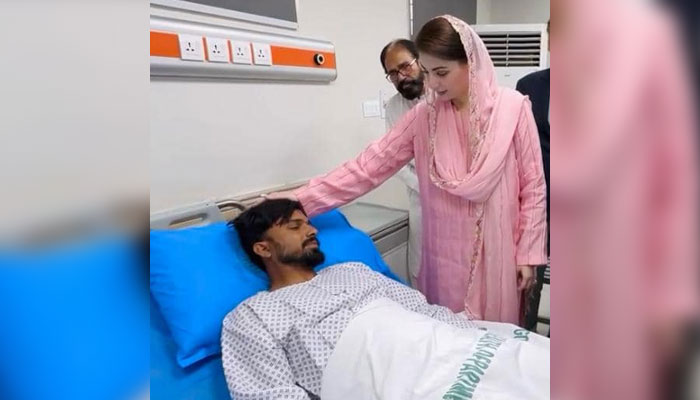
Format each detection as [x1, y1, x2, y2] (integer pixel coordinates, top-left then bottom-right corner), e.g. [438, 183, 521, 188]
[149, 209, 400, 368]
[0, 238, 148, 400]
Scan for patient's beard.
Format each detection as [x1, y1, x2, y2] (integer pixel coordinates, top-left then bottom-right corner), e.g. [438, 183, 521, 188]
[277, 240, 325, 270]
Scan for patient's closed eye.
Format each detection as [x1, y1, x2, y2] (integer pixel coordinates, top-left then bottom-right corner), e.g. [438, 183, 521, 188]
[288, 222, 302, 230]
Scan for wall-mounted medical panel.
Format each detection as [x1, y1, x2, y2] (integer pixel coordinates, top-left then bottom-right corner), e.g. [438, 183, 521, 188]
[150, 16, 337, 82]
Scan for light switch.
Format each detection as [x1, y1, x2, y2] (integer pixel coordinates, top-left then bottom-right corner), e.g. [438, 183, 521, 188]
[178, 34, 204, 61]
[205, 37, 230, 63]
[363, 100, 381, 118]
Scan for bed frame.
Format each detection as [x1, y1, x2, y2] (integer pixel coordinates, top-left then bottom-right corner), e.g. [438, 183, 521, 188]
[150, 182, 306, 229]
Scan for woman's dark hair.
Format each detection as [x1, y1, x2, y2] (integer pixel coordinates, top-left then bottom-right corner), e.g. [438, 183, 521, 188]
[229, 199, 305, 270]
[380, 39, 419, 73]
[414, 17, 467, 63]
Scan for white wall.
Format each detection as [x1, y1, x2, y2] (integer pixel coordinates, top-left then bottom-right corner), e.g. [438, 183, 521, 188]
[476, 0, 550, 24]
[150, 0, 411, 212]
[1, 1, 149, 234]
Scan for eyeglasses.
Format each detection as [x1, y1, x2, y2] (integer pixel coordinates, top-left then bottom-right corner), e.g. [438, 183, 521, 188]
[385, 58, 417, 83]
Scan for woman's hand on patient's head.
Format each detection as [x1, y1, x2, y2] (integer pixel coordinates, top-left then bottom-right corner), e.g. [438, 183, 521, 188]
[246, 191, 298, 209]
[262, 190, 299, 202]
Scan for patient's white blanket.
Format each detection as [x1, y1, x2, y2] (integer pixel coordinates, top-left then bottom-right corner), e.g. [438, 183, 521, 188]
[321, 298, 549, 400]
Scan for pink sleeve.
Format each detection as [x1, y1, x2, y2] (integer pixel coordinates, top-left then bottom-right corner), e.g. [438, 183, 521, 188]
[294, 104, 421, 216]
[514, 99, 548, 266]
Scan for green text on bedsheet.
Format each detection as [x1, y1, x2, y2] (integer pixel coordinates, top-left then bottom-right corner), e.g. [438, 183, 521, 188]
[442, 332, 507, 400]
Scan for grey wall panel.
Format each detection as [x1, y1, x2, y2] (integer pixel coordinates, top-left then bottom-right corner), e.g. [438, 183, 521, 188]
[179, 0, 296, 22]
[412, 0, 476, 35]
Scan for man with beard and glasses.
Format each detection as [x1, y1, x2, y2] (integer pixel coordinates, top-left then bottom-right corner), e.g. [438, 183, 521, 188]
[380, 39, 425, 288]
[221, 199, 477, 399]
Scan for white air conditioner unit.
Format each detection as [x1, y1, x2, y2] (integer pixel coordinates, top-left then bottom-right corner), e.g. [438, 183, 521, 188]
[473, 24, 549, 89]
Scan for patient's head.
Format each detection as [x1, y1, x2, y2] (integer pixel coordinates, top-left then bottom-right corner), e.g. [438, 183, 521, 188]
[230, 199, 325, 273]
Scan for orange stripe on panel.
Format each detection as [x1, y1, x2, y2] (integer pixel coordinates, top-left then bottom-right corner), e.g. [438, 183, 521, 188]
[270, 46, 336, 69]
[150, 31, 180, 58]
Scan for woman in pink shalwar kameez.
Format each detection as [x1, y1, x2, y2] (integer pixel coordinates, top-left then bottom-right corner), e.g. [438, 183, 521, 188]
[289, 16, 547, 323]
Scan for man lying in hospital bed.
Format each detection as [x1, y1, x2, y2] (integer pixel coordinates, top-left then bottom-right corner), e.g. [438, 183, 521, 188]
[221, 199, 549, 400]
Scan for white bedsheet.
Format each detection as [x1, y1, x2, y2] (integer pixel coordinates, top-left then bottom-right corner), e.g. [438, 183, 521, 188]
[321, 298, 549, 400]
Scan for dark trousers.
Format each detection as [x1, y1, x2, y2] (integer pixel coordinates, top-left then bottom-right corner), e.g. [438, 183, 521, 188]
[523, 265, 548, 334]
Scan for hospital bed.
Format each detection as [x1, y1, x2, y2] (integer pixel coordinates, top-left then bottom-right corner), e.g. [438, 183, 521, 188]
[150, 195, 409, 400]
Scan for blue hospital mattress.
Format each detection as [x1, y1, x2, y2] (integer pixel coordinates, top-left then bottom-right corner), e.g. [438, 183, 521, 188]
[151, 299, 231, 400]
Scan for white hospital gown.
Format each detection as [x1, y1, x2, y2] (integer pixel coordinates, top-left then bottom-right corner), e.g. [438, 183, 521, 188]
[221, 262, 476, 400]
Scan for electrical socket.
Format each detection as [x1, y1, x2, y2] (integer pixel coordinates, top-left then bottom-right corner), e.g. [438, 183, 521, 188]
[178, 34, 204, 61]
[231, 41, 252, 64]
[205, 37, 229, 63]
[251, 43, 272, 66]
